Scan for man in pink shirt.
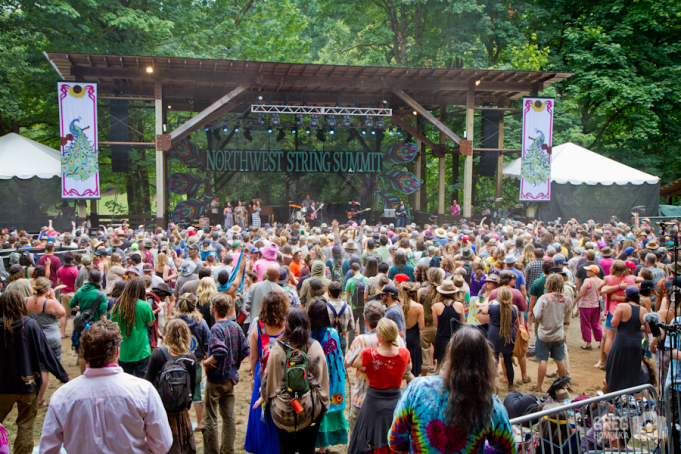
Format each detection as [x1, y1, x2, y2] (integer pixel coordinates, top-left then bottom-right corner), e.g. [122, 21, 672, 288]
[38, 242, 61, 288]
[253, 241, 278, 282]
[56, 252, 79, 338]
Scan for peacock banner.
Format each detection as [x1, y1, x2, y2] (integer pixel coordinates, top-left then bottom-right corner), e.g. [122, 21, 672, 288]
[519, 97, 554, 202]
[58, 82, 100, 199]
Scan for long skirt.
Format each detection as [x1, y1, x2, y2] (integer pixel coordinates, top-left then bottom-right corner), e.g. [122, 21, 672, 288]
[316, 410, 348, 448]
[347, 387, 401, 454]
[167, 409, 196, 454]
[245, 361, 279, 454]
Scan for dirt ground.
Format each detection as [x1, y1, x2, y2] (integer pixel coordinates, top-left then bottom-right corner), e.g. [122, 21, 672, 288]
[4, 319, 607, 453]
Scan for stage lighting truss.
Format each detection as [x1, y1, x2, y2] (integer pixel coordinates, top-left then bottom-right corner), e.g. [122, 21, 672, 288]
[270, 113, 281, 126]
[310, 114, 319, 127]
[342, 115, 351, 127]
[327, 115, 337, 127]
[251, 105, 392, 116]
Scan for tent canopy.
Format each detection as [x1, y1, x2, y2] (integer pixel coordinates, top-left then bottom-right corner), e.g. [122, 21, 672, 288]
[503, 142, 659, 185]
[0, 133, 61, 180]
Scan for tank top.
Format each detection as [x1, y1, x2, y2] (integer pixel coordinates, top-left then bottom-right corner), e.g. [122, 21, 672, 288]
[435, 300, 461, 340]
[26, 297, 61, 350]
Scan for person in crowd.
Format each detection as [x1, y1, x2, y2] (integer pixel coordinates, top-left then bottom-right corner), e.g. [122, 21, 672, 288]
[69, 269, 109, 373]
[111, 278, 155, 377]
[56, 252, 78, 338]
[326, 281, 354, 354]
[202, 293, 249, 454]
[388, 250, 415, 282]
[277, 268, 301, 308]
[399, 282, 424, 378]
[25, 277, 66, 408]
[573, 264, 604, 350]
[308, 298, 348, 452]
[531, 274, 571, 392]
[39, 320, 172, 454]
[417, 267, 441, 375]
[246, 291, 288, 454]
[388, 326, 515, 454]
[175, 293, 211, 431]
[605, 286, 651, 392]
[0, 290, 69, 454]
[244, 263, 283, 335]
[300, 261, 330, 306]
[348, 318, 411, 454]
[431, 280, 465, 369]
[255, 307, 329, 454]
[144, 318, 197, 454]
[480, 287, 518, 391]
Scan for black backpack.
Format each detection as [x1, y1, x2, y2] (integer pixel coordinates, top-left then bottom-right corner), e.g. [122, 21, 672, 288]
[326, 302, 347, 333]
[351, 276, 366, 309]
[73, 291, 105, 334]
[155, 347, 194, 413]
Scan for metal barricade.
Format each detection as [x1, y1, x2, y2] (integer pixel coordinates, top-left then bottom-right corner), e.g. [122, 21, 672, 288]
[664, 382, 680, 454]
[510, 385, 666, 454]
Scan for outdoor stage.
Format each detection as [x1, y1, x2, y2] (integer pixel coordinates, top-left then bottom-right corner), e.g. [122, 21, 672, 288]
[44, 52, 573, 227]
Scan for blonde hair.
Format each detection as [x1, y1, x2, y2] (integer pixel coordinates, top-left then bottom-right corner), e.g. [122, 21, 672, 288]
[33, 277, 51, 296]
[156, 252, 168, 273]
[109, 253, 122, 270]
[497, 287, 514, 345]
[175, 293, 202, 323]
[545, 274, 564, 294]
[377, 318, 399, 347]
[197, 277, 217, 307]
[164, 319, 191, 355]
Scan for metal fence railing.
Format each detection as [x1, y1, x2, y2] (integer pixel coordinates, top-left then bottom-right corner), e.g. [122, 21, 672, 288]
[664, 382, 680, 454]
[0, 248, 90, 274]
[510, 384, 666, 454]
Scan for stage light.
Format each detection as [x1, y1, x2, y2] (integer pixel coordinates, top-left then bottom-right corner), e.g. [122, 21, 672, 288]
[310, 114, 319, 127]
[234, 126, 239, 133]
[361, 128, 367, 135]
[364, 117, 373, 128]
[388, 129, 394, 135]
[258, 95, 263, 101]
[305, 127, 311, 135]
[271, 113, 280, 126]
[146, 67, 153, 73]
[267, 127, 273, 134]
[244, 128, 253, 142]
[316, 129, 326, 142]
[276, 129, 285, 142]
[412, 110, 417, 116]
[292, 127, 297, 134]
[167, 105, 172, 109]
[204, 127, 210, 131]
[327, 115, 336, 127]
[475, 79, 481, 86]
[223, 127, 228, 133]
[295, 114, 303, 127]
[257, 114, 265, 126]
[376, 117, 385, 129]
[329, 128, 335, 135]
[342, 115, 351, 127]
[371, 129, 376, 135]
[397, 129, 402, 135]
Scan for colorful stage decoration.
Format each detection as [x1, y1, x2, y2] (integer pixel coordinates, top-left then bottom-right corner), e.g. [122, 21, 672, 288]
[520, 97, 554, 201]
[169, 140, 214, 222]
[171, 139, 204, 168]
[373, 141, 421, 219]
[173, 197, 213, 222]
[58, 82, 100, 199]
[166, 172, 211, 195]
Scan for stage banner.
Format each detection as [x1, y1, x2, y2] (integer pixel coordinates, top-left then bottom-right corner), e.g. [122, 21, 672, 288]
[58, 82, 100, 199]
[520, 97, 553, 201]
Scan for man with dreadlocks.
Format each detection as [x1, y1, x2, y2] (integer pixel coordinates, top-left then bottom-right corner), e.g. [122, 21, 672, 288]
[0, 290, 69, 454]
[480, 287, 518, 391]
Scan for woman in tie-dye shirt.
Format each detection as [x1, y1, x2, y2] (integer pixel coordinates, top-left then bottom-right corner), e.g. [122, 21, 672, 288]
[388, 326, 516, 454]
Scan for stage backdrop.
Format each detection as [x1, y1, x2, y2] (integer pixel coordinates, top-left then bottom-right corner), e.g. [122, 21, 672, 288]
[58, 82, 100, 199]
[520, 97, 553, 202]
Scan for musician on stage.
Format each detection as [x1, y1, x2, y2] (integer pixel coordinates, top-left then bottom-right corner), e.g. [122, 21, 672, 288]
[346, 200, 360, 222]
[302, 194, 312, 208]
[395, 200, 408, 227]
[308, 201, 319, 227]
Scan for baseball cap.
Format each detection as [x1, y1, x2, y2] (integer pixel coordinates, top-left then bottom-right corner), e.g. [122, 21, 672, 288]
[393, 274, 410, 284]
[624, 247, 635, 255]
[309, 277, 323, 291]
[377, 284, 399, 296]
[503, 254, 517, 264]
[585, 265, 600, 274]
[553, 258, 567, 265]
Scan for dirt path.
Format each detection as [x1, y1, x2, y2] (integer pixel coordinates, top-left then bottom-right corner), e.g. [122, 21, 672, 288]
[5, 319, 607, 453]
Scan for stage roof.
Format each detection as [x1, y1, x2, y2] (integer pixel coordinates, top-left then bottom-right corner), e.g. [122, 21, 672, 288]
[43, 52, 573, 110]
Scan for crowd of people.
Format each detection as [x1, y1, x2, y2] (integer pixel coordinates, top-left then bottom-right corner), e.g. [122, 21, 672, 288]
[0, 211, 677, 453]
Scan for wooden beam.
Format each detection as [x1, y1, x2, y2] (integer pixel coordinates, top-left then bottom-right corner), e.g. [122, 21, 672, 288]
[393, 89, 462, 145]
[155, 81, 165, 227]
[169, 85, 247, 142]
[389, 116, 437, 149]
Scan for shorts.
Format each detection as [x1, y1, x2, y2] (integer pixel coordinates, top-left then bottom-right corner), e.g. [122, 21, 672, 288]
[420, 325, 437, 367]
[193, 366, 203, 403]
[61, 292, 75, 314]
[535, 338, 565, 362]
[605, 312, 614, 330]
[40, 343, 62, 373]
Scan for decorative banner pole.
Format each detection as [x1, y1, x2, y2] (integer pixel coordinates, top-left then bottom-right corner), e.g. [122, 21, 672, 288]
[58, 82, 101, 199]
[519, 97, 554, 202]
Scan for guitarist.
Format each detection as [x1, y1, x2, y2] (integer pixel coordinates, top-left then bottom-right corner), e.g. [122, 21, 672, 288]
[395, 200, 408, 227]
[346, 200, 361, 222]
[307, 201, 321, 227]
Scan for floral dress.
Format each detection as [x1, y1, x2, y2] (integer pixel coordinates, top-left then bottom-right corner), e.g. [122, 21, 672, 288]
[223, 207, 234, 228]
[234, 206, 247, 229]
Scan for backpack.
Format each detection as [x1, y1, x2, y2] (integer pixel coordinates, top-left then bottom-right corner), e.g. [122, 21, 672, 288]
[155, 347, 194, 413]
[351, 275, 366, 309]
[330, 259, 345, 288]
[73, 291, 105, 334]
[276, 340, 315, 431]
[326, 302, 347, 334]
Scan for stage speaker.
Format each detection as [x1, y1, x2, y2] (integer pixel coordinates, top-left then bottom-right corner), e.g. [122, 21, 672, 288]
[479, 105, 499, 177]
[110, 99, 129, 172]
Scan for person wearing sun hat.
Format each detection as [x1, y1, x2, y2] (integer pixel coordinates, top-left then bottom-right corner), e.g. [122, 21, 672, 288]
[433, 228, 448, 248]
[599, 246, 615, 275]
[431, 280, 465, 369]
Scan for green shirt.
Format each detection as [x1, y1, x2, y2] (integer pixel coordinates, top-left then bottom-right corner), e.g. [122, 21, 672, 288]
[375, 246, 391, 264]
[112, 299, 155, 362]
[345, 274, 368, 309]
[69, 283, 108, 320]
[530, 275, 547, 299]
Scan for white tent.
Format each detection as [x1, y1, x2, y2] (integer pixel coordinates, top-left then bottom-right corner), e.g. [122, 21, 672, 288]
[502, 142, 660, 222]
[0, 133, 61, 179]
[503, 142, 659, 185]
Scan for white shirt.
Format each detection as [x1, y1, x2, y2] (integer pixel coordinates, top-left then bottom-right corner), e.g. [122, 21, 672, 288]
[40, 366, 172, 454]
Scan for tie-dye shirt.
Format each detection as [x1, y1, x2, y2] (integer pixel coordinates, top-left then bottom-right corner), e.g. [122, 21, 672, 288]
[388, 376, 516, 454]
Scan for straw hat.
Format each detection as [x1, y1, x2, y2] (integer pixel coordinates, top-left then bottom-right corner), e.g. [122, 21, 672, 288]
[435, 228, 447, 238]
